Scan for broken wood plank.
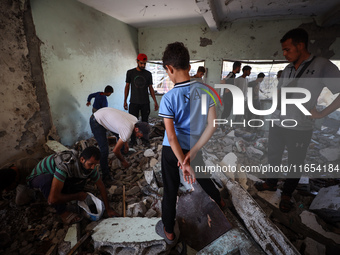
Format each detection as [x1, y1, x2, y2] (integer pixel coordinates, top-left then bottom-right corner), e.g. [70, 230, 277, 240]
[66, 230, 93, 255]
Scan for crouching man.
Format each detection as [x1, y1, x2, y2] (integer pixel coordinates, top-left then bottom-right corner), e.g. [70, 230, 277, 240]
[90, 107, 150, 181]
[27, 146, 118, 225]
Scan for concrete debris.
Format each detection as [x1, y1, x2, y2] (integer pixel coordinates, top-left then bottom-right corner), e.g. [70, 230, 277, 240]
[2, 117, 340, 254]
[300, 211, 340, 244]
[213, 170, 300, 255]
[309, 184, 340, 224]
[302, 237, 326, 255]
[319, 147, 340, 161]
[92, 218, 166, 254]
[144, 148, 156, 157]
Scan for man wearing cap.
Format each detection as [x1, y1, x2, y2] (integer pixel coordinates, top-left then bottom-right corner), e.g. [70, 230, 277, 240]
[90, 107, 150, 182]
[124, 53, 159, 126]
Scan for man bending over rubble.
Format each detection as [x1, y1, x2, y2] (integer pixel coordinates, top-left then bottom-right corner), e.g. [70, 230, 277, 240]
[90, 107, 150, 182]
[27, 146, 118, 225]
[156, 42, 224, 244]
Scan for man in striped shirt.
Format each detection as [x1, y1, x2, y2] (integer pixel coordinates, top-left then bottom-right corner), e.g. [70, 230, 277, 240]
[27, 146, 118, 224]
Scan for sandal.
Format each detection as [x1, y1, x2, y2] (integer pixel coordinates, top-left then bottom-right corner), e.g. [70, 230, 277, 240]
[279, 195, 294, 213]
[61, 211, 83, 225]
[155, 220, 176, 245]
[254, 181, 277, 191]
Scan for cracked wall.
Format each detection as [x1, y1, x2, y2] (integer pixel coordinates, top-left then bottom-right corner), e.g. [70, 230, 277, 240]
[0, 0, 51, 166]
[139, 19, 340, 88]
[30, 0, 138, 146]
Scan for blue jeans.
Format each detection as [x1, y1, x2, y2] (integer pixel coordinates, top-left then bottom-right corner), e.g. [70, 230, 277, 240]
[90, 115, 109, 177]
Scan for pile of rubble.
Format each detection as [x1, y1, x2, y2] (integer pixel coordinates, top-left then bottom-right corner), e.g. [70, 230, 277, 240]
[1, 117, 340, 254]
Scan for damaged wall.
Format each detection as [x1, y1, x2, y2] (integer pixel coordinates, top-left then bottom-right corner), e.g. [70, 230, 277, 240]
[30, 0, 138, 146]
[0, 0, 52, 166]
[139, 19, 340, 87]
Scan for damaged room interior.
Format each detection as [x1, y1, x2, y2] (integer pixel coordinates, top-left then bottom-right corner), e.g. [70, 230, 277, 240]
[2, 0, 340, 254]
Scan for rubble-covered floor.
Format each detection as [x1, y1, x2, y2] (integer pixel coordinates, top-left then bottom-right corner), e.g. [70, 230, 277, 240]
[1, 117, 340, 254]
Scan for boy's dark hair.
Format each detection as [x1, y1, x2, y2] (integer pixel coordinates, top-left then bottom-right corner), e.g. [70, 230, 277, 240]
[104, 85, 114, 93]
[80, 146, 101, 161]
[233, 61, 241, 70]
[197, 66, 205, 73]
[242, 65, 252, 72]
[162, 42, 190, 70]
[134, 122, 150, 141]
[280, 28, 309, 48]
[257, 73, 265, 78]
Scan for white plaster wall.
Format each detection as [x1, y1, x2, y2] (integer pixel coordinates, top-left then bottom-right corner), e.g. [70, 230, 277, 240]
[31, 0, 138, 146]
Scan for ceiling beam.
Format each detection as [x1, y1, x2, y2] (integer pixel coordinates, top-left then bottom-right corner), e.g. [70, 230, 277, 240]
[320, 4, 340, 27]
[195, 0, 220, 31]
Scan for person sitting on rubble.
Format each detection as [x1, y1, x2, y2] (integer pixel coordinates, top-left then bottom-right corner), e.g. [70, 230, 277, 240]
[0, 158, 39, 206]
[155, 42, 225, 244]
[27, 146, 118, 225]
[90, 107, 150, 182]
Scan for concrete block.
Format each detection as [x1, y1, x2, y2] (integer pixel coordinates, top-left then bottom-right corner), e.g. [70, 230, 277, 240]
[144, 149, 155, 157]
[45, 140, 69, 153]
[92, 218, 166, 255]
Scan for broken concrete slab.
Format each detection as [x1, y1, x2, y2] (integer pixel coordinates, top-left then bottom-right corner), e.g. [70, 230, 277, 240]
[92, 218, 166, 254]
[300, 211, 340, 245]
[44, 140, 69, 153]
[176, 182, 233, 251]
[303, 237, 326, 255]
[319, 147, 340, 161]
[309, 184, 340, 224]
[198, 207, 265, 255]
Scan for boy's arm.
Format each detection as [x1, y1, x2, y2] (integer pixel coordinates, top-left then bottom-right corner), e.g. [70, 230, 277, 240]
[183, 106, 217, 165]
[164, 118, 196, 184]
[86, 92, 96, 106]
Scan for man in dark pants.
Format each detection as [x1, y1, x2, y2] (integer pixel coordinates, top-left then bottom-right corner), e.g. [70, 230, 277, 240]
[220, 61, 241, 122]
[255, 28, 340, 212]
[90, 107, 150, 182]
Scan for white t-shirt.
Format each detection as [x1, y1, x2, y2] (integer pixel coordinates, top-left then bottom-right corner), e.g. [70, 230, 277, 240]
[94, 107, 138, 142]
[235, 76, 248, 101]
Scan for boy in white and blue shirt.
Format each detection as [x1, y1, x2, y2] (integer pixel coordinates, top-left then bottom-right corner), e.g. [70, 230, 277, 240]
[156, 42, 223, 244]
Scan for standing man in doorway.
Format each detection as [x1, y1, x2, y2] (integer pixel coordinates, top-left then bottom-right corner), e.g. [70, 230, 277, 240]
[220, 61, 241, 122]
[124, 53, 159, 122]
[124, 53, 158, 146]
